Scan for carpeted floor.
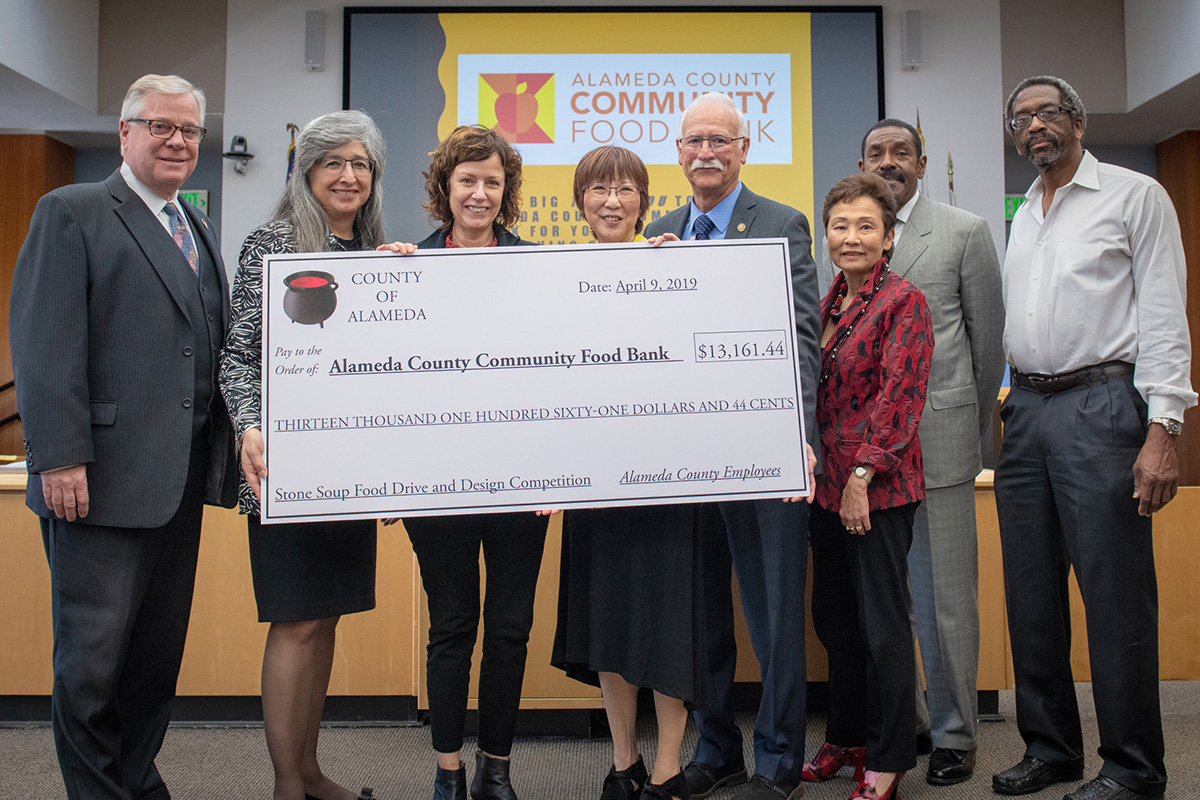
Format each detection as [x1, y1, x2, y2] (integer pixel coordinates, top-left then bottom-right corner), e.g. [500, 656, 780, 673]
[2, 682, 1195, 799]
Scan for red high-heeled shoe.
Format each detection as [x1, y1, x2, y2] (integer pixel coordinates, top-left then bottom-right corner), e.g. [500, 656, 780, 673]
[801, 742, 867, 782]
[849, 771, 904, 800]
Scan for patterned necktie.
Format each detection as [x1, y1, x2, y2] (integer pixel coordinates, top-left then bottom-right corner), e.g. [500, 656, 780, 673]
[693, 213, 715, 240]
[164, 201, 199, 274]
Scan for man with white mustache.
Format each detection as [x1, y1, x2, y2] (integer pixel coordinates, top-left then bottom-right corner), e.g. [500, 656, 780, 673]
[645, 91, 820, 800]
[993, 75, 1194, 800]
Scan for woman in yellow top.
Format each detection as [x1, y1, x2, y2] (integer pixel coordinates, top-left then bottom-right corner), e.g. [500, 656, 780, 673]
[551, 145, 709, 800]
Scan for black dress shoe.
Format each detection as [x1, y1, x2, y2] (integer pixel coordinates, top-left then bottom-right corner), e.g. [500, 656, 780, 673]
[927, 747, 975, 785]
[434, 766, 468, 800]
[915, 730, 933, 756]
[1063, 775, 1164, 800]
[470, 752, 518, 800]
[992, 756, 1084, 795]
[682, 760, 749, 799]
[307, 789, 374, 800]
[731, 775, 802, 799]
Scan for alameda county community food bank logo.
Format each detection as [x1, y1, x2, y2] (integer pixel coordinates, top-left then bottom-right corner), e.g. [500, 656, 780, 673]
[479, 73, 555, 143]
[459, 54, 792, 166]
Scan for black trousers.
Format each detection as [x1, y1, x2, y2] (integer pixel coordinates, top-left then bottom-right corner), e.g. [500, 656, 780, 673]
[995, 379, 1166, 794]
[41, 444, 207, 800]
[406, 512, 548, 756]
[810, 502, 918, 773]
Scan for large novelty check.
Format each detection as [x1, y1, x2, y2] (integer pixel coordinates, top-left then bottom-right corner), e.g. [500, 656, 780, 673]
[261, 240, 809, 522]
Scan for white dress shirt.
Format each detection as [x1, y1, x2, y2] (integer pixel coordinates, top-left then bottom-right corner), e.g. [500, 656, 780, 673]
[120, 162, 196, 243]
[891, 190, 919, 248]
[1003, 150, 1196, 421]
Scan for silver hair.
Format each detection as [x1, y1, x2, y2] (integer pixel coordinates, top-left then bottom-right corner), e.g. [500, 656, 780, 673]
[679, 92, 750, 138]
[120, 74, 207, 124]
[1005, 75, 1087, 131]
[273, 110, 387, 253]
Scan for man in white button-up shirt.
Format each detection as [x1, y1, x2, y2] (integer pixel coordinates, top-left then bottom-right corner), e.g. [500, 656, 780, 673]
[991, 75, 1195, 800]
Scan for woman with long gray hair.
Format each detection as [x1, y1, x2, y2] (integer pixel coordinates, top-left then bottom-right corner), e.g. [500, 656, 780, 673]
[219, 109, 413, 800]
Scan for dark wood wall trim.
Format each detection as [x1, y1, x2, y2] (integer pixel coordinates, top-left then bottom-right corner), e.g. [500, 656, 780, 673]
[1156, 131, 1200, 486]
[0, 135, 75, 458]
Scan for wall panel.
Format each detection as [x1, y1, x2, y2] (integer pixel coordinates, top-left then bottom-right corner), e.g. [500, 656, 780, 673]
[1156, 130, 1200, 486]
[0, 135, 75, 458]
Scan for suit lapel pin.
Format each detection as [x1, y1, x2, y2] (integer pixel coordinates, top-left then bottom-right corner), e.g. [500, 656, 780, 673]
[737, 223, 746, 232]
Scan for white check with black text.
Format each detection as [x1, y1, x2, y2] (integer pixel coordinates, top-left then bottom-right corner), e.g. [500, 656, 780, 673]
[262, 239, 809, 522]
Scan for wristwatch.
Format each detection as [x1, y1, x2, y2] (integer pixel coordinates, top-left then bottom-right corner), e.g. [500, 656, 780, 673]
[852, 466, 871, 483]
[1149, 417, 1183, 436]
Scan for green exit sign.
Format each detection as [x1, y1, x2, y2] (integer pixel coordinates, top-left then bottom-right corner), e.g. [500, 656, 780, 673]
[180, 189, 209, 214]
[1004, 194, 1026, 220]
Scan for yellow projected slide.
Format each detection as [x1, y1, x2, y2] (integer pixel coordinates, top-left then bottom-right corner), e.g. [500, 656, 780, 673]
[435, 12, 814, 244]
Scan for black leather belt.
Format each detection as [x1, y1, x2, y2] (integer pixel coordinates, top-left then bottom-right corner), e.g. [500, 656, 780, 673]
[1011, 361, 1134, 395]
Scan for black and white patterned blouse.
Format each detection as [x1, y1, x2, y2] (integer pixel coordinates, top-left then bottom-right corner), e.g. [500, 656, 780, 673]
[218, 219, 357, 514]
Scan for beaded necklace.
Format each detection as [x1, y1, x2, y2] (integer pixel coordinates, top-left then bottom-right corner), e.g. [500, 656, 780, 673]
[819, 260, 890, 386]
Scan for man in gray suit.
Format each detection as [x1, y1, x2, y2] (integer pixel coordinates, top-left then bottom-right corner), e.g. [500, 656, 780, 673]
[9, 74, 236, 800]
[645, 92, 820, 800]
[859, 119, 1005, 785]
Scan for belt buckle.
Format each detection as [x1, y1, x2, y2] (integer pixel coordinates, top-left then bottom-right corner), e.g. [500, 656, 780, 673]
[1026, 373, 1055, 392]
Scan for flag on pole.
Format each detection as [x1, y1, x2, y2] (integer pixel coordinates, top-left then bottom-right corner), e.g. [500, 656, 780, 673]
[947, 151, 957, 207]
[915, 108, 928, 197]
[286, 123, 299, 182]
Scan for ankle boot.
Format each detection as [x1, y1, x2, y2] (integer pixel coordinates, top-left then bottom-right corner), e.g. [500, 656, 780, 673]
[433, 765, 467, 800]
[601, 756, 648, 800]
[470, 751, 518, 800]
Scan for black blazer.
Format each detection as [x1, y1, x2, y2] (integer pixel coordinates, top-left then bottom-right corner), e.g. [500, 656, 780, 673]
[417, 226, 535, 249]
[10, 170, 238, 527]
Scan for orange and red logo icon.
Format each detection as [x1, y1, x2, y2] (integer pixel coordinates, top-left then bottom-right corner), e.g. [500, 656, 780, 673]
[479, 73, 554, 143]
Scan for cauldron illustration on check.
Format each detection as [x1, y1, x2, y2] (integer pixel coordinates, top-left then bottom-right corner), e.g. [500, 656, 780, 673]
[282, 271, 338, 327]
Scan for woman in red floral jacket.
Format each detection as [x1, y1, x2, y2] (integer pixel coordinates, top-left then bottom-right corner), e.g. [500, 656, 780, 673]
[801, 173, 933, 800]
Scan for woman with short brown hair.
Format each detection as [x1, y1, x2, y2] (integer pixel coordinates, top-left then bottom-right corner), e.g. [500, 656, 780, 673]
[402, 124, 547, 800]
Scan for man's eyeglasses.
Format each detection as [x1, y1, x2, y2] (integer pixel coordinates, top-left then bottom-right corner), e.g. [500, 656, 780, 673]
[319, 156, 373, 175]
[677, 136, 746, 152]
[1008, 106, 1068, 131]
[585, 184, 640, 200]
[127, 118, 207, 143]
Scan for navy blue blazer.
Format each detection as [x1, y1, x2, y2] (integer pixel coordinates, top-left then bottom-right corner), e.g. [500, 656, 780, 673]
[645, 184, 822, 455]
